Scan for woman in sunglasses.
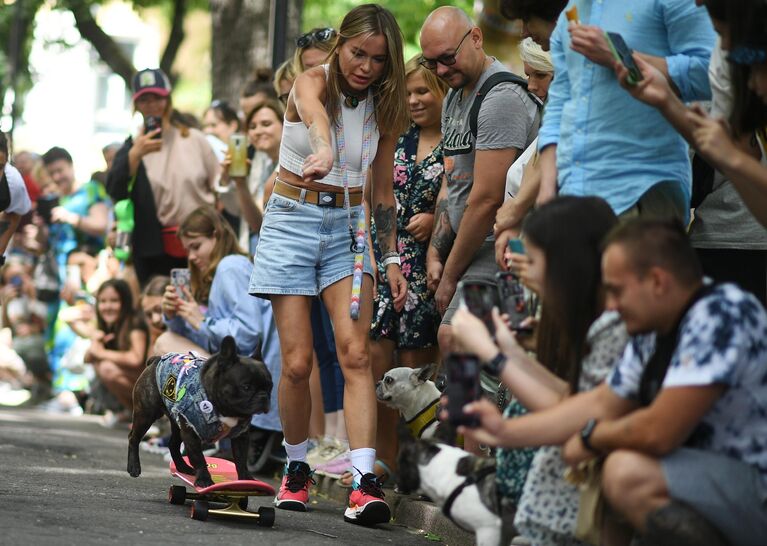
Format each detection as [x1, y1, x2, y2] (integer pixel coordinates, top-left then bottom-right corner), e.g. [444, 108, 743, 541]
[249, 3, 408, 527]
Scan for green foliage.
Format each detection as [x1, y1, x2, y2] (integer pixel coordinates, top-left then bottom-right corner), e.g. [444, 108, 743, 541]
[302, 0, 474, 53]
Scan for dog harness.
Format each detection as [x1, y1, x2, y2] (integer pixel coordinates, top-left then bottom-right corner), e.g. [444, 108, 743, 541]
[441, 465, 497, 531]
[155, 352, 248, 443]
[405, 398, 441, 439]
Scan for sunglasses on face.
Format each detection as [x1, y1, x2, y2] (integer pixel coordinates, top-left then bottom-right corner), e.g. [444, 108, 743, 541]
[419, 29, 473, 71]
[296, 28, 336, 49]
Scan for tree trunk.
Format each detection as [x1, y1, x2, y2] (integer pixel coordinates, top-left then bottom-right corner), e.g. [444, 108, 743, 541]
[210, 0, 303, 106]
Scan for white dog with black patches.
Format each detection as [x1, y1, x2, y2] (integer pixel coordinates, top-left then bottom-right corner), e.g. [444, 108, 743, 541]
[398, 438, 501, 546]
[375, 363, 441, 439]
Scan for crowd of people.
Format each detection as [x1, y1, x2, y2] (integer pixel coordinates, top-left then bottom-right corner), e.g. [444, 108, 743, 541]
[0, 0, 766, 543]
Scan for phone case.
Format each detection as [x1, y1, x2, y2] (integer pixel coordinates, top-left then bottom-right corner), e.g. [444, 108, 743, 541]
[170, 268, 191, 300]
[496, 272, 530, 331]
[605, 31, 642, 85]
[458, 281, 500, 335]
[445, 353, 481, 428]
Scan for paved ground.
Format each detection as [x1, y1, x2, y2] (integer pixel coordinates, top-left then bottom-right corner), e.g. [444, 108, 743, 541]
[0, 407, 441, 545]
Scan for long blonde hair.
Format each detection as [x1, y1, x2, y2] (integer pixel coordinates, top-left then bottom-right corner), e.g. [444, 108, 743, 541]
[178, 207, 246, 304]
[326, 4, 409, 137]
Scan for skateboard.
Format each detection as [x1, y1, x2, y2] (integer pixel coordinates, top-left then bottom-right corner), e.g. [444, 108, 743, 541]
[169, 456, 276, 525]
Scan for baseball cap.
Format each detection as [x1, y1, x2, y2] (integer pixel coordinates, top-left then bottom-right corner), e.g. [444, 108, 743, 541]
[132, 68, 171, 101]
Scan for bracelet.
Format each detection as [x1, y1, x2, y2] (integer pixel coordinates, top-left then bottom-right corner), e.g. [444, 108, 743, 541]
[483, 352, 507, 377]
[381, 251, 398, 261]
[580, 418, 600, 454]
[382, 255, 401, 267]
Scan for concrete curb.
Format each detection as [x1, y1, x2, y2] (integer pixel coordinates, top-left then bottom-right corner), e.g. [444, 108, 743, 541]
[311, 473, 475, 545]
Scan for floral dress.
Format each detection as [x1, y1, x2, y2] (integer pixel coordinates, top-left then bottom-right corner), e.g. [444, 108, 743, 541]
[370, 124, 443, 349]
[514, 311, 629, 545]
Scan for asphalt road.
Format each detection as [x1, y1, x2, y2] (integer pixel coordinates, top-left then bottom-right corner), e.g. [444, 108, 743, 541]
[0, 407, 438, 545]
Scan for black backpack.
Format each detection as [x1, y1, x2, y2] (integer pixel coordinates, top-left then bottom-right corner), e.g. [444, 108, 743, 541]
[446, 72, 544, 140]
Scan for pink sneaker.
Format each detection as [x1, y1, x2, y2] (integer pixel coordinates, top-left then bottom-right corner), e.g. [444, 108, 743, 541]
[314, 451, 351, 479]
[344, 472, 391, 526]
[273, 461, 315, 512]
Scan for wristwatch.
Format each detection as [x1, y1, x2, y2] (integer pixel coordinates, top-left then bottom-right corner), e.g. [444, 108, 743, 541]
[580, 418, 599, 453]
[483, 352, 507, 377]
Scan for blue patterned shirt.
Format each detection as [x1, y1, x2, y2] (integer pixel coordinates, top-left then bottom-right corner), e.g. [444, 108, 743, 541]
[608, 284, 767, 478]
[538, 0, 715, 215]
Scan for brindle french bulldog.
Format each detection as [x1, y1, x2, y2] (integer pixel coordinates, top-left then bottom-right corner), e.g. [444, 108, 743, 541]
[127, 336, 272, 487]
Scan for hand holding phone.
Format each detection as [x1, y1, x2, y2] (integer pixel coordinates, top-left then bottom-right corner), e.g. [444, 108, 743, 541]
[145, 116, 163, 140]
[605, 31, 643, 85]
[445, 353, 481, 428]
[459, 281, 500, 335]
[170, 268, 191, 301]
[496, 272, 532, 334]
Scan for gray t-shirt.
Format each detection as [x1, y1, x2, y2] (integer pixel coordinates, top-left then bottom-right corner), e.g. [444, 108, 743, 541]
[689, 40, 767, 250]
[442, 59, 539, 236]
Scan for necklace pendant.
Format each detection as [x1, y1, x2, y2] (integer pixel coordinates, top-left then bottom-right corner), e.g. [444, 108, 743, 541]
[345, 95, 359, 109]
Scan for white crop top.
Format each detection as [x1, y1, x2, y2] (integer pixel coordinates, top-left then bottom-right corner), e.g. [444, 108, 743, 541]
[279, 65, 380, 188]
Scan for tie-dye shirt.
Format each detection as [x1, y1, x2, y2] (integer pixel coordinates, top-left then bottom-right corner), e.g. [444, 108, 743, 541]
[608, 283, 767, 478]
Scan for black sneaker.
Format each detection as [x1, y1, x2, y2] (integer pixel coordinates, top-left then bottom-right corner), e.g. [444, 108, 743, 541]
[247, 427, 280, 474]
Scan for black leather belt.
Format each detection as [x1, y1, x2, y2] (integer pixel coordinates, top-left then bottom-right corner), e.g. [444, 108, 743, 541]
[274, 179, 363, 208]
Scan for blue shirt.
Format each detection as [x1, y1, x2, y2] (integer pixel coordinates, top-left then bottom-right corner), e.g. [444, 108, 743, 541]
[608, 284, 767, 480]
[538, 0, 715, 215]
[165, 254, 282, 431]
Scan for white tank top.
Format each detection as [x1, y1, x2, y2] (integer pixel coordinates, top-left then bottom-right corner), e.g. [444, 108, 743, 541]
[279, 65, 380, 188]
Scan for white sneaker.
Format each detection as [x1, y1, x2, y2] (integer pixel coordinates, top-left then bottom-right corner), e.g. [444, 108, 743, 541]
[306, 437, 347, 468]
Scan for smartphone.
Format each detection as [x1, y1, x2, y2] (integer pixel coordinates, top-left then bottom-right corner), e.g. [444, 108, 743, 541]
[459, 281, 500, 335]
[508, 238, 525, 255]
[444, 353, 481, 428]
[228, 133, 248, 178]
[145, 115, 163, 140]
[496, 271, 532, 334]
[605, 31, 643, 85]
[37, 195, 59, 224]
[170, 268, 191, 300]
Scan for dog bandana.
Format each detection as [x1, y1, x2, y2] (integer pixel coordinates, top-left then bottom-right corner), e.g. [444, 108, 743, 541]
[155, 352, 248, 443]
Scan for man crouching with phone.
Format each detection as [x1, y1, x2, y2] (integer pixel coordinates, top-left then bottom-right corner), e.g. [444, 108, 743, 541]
[461, 219, 767, 545]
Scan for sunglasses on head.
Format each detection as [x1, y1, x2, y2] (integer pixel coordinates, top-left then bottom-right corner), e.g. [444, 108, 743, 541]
[296, 28, 336, 49]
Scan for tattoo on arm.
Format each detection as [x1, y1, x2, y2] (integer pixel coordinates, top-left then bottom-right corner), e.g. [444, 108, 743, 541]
[430, 199, 455, 262]
[373, 204, 397, 254]
[0, 221, 10, 236]
[308, 122, 330, 154]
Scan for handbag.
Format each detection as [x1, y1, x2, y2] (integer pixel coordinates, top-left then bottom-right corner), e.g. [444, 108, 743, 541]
[566, 459, 605, 545]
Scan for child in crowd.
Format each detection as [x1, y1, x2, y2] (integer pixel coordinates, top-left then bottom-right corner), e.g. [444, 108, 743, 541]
[85, 279, 148, 425]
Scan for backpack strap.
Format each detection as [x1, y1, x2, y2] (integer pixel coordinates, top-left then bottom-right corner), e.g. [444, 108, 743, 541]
[469, 72, 543, 137]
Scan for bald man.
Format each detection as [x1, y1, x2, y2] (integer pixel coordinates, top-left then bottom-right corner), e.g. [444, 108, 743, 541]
[420, 7, 540, 352]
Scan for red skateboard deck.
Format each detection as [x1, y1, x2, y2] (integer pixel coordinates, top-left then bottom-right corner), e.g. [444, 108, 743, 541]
[170, 456, 275, 495]
[168, 456, 275, 524]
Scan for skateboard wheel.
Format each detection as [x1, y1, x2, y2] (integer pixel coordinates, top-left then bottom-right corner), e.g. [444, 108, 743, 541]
[257, 506, 275, 527]
[190, 500, 209, 521]
[168, 485, 186, 505]
[238, 497, 248, 510]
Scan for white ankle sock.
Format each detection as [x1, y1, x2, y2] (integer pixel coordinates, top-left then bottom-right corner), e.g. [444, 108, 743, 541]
[284, 439, 309, 463]
[349, 447, 375, 484]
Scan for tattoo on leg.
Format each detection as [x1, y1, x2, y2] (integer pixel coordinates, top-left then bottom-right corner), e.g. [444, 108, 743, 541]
[430, 199, 455, 262]
[0, 222, 9, 236]
[373, 204, 396, 254]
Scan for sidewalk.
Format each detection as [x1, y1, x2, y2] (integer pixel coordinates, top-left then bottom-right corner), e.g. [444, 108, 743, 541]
[312, 473, 475, 546]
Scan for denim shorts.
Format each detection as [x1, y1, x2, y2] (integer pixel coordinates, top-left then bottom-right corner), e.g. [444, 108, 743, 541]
[249, 193, 373, 298]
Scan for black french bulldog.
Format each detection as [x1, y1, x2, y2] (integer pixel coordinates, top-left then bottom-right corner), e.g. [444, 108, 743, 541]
[127, 336, 272, 488]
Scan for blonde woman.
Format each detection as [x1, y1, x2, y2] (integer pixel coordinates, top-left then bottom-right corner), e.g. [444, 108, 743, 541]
[249, 3, 408, 526]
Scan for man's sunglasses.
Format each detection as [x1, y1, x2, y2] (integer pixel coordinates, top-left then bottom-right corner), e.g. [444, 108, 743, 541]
[296, 28, 336, 49]
[419, 29, 472, 70]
